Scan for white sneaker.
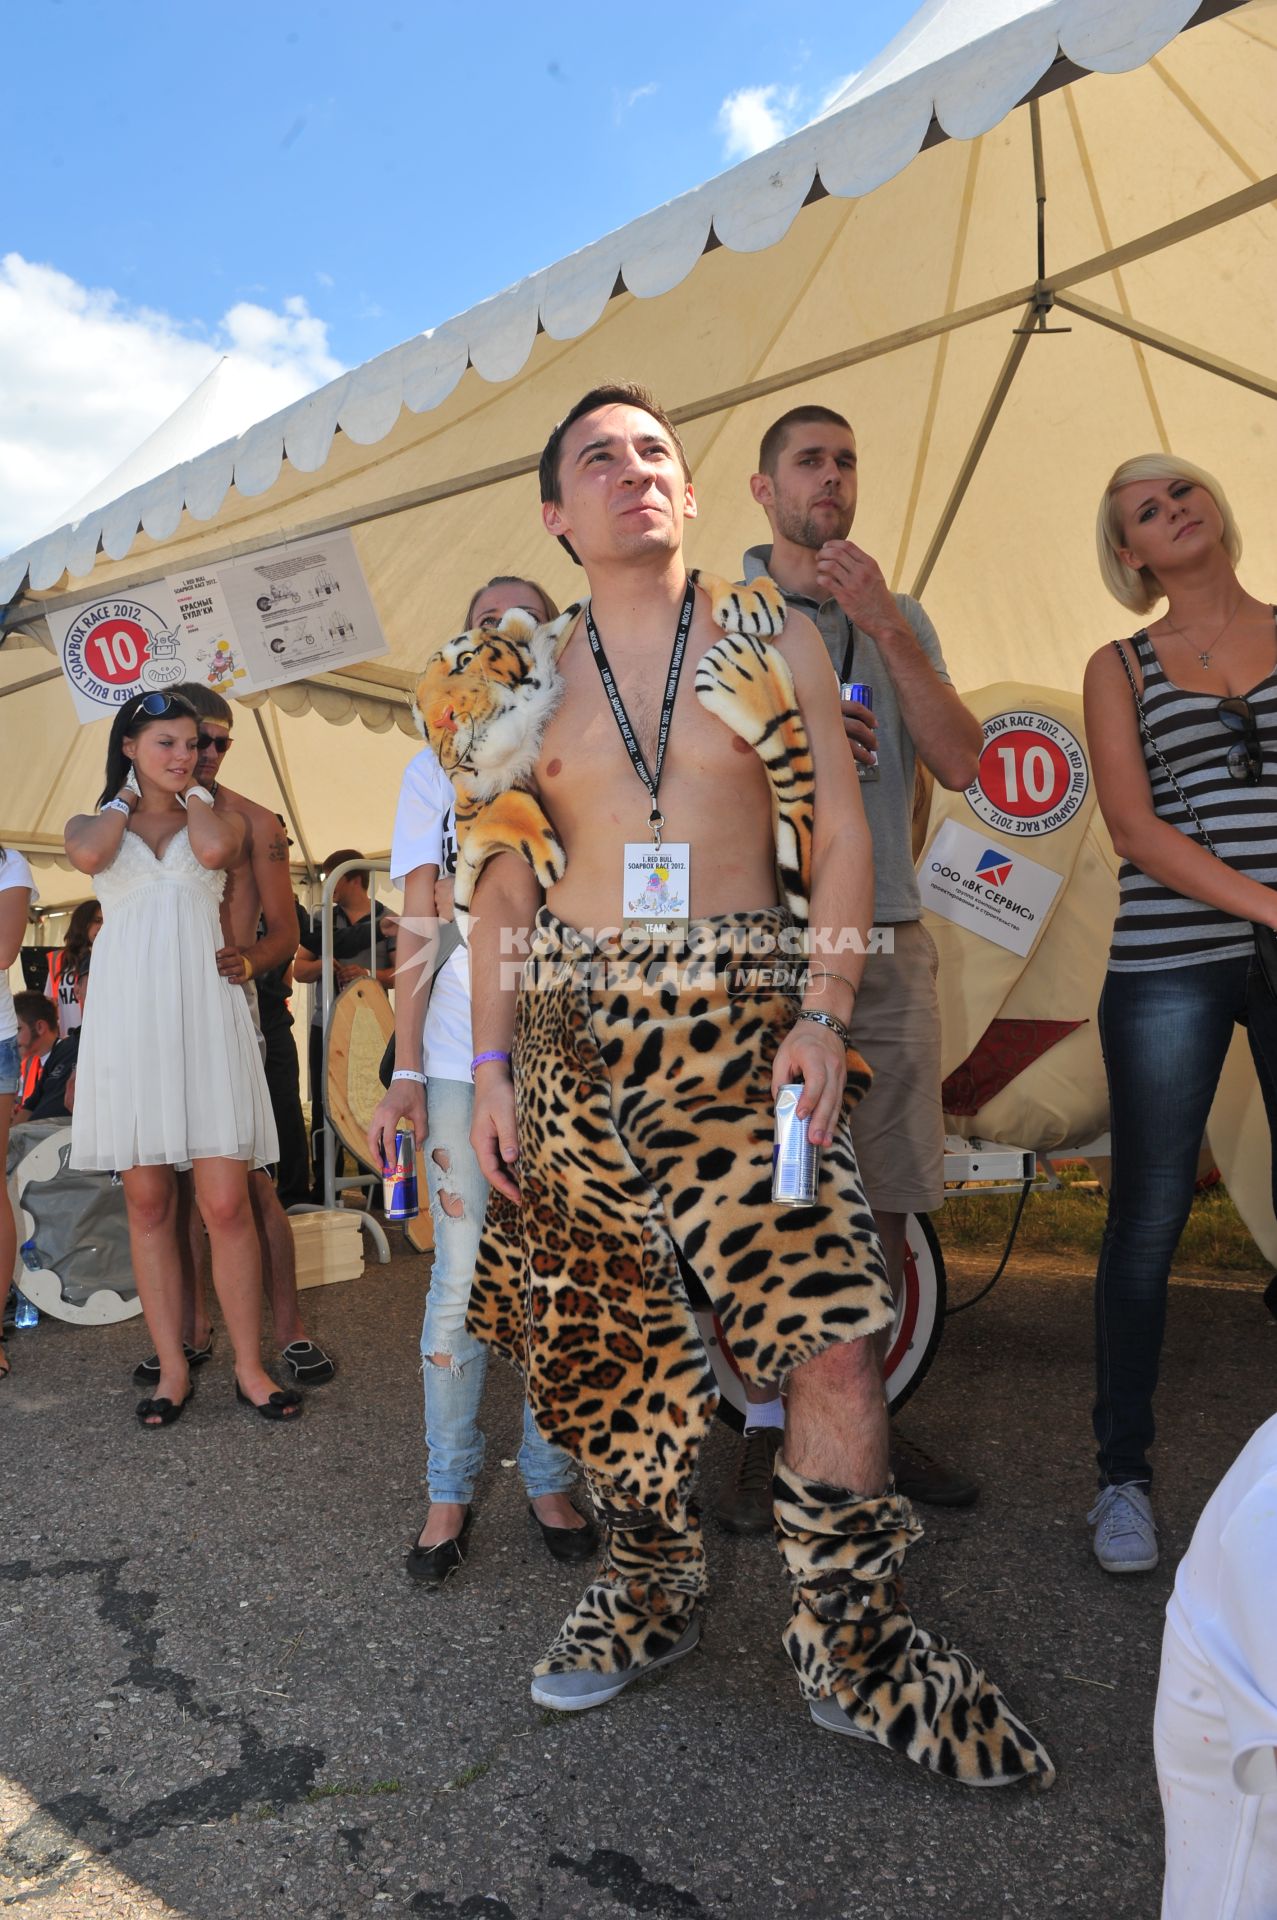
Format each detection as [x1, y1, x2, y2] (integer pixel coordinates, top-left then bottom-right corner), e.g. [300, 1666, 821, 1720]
[530, 1617, 700, 1712]
[1087, 1483, 1158, 1574]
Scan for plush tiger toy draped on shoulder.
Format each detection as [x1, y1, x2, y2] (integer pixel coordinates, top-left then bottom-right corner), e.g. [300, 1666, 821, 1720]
[411, 568, 806, 918]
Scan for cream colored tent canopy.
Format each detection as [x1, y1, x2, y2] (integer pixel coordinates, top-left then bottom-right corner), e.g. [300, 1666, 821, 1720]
[2, 0, 1274, 901]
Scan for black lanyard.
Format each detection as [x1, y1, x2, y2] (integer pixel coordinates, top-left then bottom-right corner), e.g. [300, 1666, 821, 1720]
[584, 576, 696, 847]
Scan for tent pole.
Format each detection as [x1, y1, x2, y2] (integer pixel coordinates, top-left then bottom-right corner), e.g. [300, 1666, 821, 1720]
[1053, 294, 1277, 401]
[909, 302, 1037, 600]
[0, 667, 62, 700]
[890, 138, 984, 589]
[252, 708, 317, 881]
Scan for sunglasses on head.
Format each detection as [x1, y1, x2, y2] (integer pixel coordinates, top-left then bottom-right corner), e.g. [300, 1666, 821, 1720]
[197, 732, 232, 755]
[1219, 696, 1264, 785]
[129, 691, 182, 720]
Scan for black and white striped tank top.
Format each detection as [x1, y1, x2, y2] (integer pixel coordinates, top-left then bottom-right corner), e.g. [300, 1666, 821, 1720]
[1109, 627, 1277, 972]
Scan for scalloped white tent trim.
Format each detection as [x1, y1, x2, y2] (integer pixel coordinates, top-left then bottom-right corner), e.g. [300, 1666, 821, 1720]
[0, 0, 1217, 606]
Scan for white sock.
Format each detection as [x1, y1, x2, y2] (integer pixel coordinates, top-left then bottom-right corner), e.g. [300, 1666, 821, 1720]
[743, 1396, 784, 1434]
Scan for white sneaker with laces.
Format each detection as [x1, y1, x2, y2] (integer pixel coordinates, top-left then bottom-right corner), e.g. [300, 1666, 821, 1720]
[1087, 1482, 1158, 1574]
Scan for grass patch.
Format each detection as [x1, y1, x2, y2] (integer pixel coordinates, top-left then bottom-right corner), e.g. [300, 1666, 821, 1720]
[444, 1762, 490, 1792]
[305, 1780, 402, 1803]
[938, 1165, 1268, 1273]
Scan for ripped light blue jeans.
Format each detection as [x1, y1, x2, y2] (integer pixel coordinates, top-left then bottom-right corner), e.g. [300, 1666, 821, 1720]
[422, 1076, 576, 1506]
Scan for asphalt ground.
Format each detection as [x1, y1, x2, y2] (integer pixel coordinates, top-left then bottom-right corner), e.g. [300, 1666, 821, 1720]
[2, 1233, 1274, 1920]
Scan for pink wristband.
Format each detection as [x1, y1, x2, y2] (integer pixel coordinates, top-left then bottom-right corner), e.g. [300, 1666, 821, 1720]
[470, 1050, 512, 1075]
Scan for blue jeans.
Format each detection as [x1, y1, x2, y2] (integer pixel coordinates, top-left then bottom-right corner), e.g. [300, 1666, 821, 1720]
[421, 1077, 576, 1506]
[1094, 954, 1277, 1487]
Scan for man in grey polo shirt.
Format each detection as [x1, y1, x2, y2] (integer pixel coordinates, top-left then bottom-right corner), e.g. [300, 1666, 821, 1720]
[718, 401, 983, 1525]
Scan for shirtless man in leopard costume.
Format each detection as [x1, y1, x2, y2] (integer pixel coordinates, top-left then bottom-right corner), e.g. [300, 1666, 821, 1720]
[418, 381, 1054, 1790]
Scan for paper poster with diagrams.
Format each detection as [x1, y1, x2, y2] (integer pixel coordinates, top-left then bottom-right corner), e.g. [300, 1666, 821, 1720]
[49, 529, 387, 724]
[216, 532, 386, 685]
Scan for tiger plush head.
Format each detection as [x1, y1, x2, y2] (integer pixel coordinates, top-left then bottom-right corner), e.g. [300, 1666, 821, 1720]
[412, 607, 577, 802]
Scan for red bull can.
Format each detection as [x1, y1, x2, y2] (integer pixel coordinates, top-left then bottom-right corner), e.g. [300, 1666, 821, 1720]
[840, 681, 879, 782]
[383, 1129, 419, 1220]
[773, 1084, 820, 1206]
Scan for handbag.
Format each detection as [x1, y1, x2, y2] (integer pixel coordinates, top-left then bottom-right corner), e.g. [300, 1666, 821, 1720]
[1113, 638, 1277, 996]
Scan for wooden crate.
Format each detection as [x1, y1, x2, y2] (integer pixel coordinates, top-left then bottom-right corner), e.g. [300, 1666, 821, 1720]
[290, 1210, 366, 1291]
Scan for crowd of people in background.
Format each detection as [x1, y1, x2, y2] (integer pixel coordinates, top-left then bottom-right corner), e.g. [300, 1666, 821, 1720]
[0, 384, 1271, 1907]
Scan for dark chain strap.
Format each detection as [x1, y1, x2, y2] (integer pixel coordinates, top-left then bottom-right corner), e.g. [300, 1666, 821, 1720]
[1111, 639, 1221, 859]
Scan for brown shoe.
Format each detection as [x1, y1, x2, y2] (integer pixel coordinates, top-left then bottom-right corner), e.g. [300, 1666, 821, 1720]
[715, 1428, 783, 1535]
[890, 1431, 980, 1508]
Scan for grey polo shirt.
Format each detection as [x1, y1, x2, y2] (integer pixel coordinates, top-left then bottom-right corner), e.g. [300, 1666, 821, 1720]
[743, 544, 955, 924]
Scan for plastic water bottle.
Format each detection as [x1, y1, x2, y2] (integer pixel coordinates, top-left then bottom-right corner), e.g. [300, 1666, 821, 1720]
[13, 1286, 39, 1329]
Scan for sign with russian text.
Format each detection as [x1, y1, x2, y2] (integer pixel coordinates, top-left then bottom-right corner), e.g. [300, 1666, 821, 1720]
[50, 530, 387, 724]
[918, 818, 1063, 958]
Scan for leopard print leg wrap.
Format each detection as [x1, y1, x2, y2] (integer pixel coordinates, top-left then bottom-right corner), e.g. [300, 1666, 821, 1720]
[533, 1497, 708, 1681]
[774, 1459, 1055, 1789]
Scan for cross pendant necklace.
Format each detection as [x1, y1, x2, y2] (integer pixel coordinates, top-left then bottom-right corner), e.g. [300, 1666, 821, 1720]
[1165, 594, 1245, 670]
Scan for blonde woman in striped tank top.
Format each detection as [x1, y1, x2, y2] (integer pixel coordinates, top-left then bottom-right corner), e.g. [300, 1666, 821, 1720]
[1082, 455, 1277, 1576]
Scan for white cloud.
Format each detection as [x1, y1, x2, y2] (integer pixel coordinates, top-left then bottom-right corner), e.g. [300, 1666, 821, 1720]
[0, 254, 344, 560]
[716, 67, 862, 160]
[612, 79, 658, 126]
[716, 84, 800, 161]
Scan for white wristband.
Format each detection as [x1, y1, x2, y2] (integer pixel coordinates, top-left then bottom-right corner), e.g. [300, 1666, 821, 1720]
[182, 786, 216, 808]
[391, 1069, 427, 1085]
[99, 797, 132, 819]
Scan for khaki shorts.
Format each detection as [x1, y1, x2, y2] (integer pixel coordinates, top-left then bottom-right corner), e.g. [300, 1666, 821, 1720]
[846, 920, 945, 1216]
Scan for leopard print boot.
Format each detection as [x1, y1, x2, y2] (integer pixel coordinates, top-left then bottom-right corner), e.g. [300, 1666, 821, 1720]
[774, 1457, 1055, 1789]
[529, 1500, 708, 1713]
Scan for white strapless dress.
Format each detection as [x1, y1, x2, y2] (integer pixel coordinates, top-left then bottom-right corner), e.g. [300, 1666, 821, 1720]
[70, 826, 279, 1172]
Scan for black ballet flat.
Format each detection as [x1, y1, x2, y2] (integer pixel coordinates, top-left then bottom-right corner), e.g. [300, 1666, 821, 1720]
[136, 1387, 195, 1429]
[405, 1510, 472, 1586]
[529, 1503, 600, 1565]
[234, 1380, 303, 1422]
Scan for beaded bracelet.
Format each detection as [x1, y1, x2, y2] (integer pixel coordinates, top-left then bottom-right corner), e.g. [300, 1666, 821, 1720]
[470, 1049, 512, 1075]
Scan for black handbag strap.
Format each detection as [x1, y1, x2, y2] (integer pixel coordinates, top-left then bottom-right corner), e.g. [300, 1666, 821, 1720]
[1111, 637, 1221, 859]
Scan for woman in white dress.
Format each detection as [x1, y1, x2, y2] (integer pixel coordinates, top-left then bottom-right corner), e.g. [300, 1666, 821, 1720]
[65, 690, 300, 1427]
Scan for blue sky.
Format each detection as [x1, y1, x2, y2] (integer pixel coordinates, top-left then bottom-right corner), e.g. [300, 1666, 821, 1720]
[2, 0, 919, 553]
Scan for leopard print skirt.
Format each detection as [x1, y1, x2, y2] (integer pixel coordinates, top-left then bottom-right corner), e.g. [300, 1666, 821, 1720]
[467, 906, 893, 1531]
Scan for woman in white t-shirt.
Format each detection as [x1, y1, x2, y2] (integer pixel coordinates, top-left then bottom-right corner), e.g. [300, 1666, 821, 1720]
[370, 576, 597, 1584]
[1156, 1412, 1277, 1917]
[0, 845, 37, 1379]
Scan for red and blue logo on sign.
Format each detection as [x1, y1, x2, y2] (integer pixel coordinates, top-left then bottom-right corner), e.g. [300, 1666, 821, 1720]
[976, 848, 1013, 887]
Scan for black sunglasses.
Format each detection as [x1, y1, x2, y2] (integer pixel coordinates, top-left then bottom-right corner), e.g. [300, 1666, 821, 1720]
[1219, 697, 1263, 785]
[197, 732, 232, 755]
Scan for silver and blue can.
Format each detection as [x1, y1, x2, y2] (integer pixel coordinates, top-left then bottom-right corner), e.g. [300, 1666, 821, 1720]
[773, 1084, 820, 1206]
[384, 1129, 419, 1220]
[840, 681, 879, 782]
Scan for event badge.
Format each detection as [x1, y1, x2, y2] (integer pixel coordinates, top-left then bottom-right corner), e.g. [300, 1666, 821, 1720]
[623, 843, 691, 930]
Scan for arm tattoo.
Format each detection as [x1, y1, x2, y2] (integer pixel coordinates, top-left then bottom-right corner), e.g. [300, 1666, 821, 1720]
[268, 833, 289, 863]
